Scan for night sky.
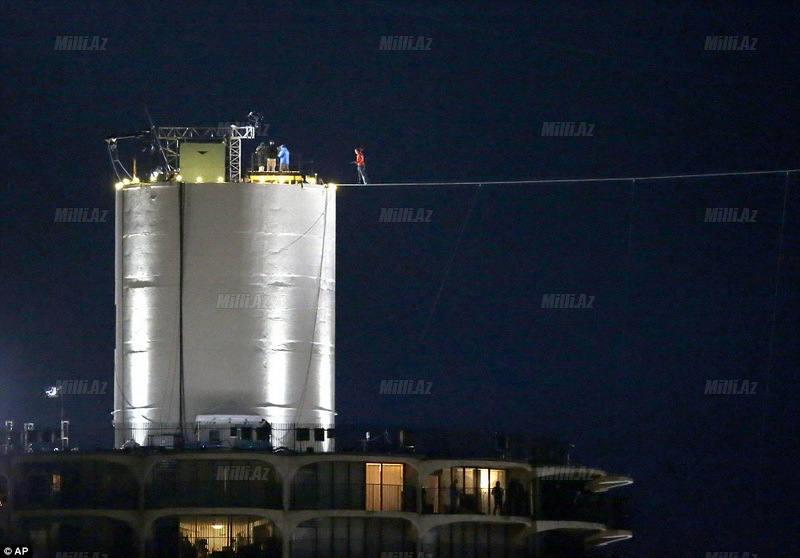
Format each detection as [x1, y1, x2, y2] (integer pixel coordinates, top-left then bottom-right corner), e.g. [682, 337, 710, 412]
[2, 1, 799, 556]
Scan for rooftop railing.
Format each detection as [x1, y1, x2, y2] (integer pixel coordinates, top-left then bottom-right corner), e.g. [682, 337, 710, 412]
[3, 422, 573, 464]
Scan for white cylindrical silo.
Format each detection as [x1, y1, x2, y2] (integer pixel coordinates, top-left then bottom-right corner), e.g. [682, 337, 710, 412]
[114, 181, 336, 449]
[114, 182, 182, 447]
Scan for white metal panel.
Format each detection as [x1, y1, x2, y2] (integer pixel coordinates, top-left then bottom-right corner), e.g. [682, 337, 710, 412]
[114, 181, 335, 449]
[114, 183, 182, 447]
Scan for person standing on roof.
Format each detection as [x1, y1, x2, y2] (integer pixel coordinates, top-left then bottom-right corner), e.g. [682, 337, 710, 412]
[255, 142, 267, 171]
[278, 144, 290, 171]
[354, 148, 368, 184]
[266, 141, 278, 172]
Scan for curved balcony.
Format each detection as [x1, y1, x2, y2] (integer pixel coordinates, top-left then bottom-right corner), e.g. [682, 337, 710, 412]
[290, 516, 415, 558]
[146, 458, 282, 509]
[11, 459, 138, 510]
[13, 515, 138, 558]
[0, 441, 634, 557]
[290, 459, 418, 512]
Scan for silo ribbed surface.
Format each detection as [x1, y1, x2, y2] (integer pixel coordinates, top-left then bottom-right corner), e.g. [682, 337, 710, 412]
[114, 181, 335, 448]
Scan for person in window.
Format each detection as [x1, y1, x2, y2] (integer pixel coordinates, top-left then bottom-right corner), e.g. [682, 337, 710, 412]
[449, 479, 460, 513]
[491, 481, 505, 515]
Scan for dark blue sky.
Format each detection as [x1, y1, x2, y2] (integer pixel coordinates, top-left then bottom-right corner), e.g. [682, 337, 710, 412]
[1, 1, 799, 556]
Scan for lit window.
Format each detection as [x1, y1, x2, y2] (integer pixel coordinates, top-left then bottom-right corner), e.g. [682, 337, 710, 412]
[366, 463, 403, 511]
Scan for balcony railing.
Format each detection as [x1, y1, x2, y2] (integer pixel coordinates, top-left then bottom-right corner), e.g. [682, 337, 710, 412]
[423, 486, 530, 516]
[291, 482, 416, 512]
[146, 478, 282, 509]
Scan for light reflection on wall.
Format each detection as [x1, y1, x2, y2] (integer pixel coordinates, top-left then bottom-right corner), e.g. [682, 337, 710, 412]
[178, 516, 277, 553]
[116, 183, 336, 448]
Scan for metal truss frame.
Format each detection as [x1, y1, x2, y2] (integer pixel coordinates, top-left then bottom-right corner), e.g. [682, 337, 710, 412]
[155, 125, 255, 182]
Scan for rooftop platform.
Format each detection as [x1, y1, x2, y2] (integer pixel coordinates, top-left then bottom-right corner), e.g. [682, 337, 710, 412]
[245, 171, 319, 184]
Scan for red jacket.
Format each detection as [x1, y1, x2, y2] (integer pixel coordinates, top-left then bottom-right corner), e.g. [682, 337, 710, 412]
[355, 150, 365, 166]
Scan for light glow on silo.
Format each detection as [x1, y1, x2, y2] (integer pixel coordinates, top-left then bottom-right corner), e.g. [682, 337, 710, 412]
[115, 181, 336, 447]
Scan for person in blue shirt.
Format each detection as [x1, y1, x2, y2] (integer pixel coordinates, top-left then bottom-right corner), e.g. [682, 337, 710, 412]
[278, 144, 290, 171]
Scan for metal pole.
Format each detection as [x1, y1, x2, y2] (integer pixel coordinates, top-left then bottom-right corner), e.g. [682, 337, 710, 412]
[60, 387, 65, 451]
[179, 180, 186, 441]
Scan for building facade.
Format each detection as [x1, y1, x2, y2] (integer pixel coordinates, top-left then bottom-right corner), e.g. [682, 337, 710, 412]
[0, 448, 632, 557]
